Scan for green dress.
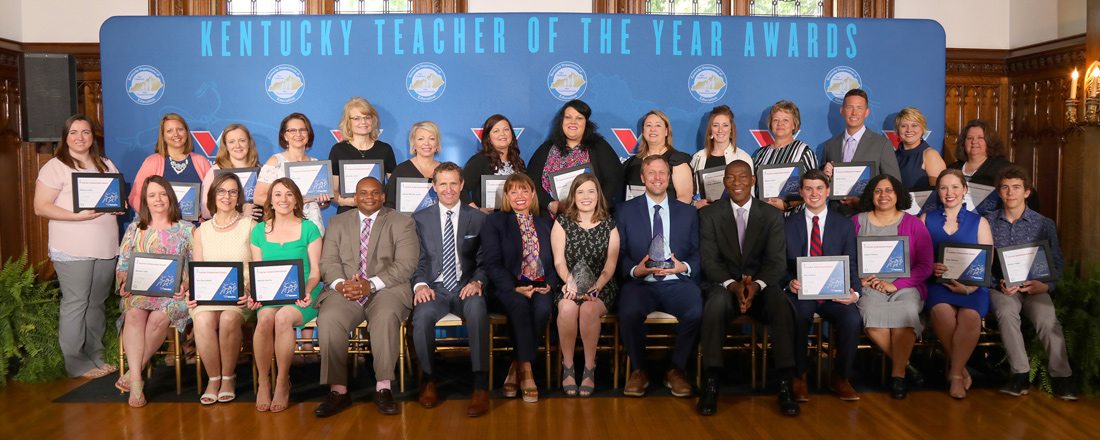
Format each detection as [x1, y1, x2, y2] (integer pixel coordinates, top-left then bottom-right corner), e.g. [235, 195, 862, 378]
[250, 220, 322, 324]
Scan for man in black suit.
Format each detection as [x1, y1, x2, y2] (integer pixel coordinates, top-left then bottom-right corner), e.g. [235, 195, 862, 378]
[781, 169, 862, 402]
[822, 88, 902, 211]
[697, 160, 798, 416]
[410, 162, 491, 417]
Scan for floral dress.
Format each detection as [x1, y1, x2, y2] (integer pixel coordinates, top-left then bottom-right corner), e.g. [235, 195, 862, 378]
[115, 221, 194, 332]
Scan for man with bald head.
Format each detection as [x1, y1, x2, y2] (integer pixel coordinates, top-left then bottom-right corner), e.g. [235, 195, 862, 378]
[314, 177, 419, 417]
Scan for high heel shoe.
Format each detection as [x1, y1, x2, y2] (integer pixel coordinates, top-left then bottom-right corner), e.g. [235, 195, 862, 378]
[218, 375, 237, 403]
[519, 369, 538, 403]
[562, 363, 578, 397]
[964, 373, 972, 391]
[948, 375, 967, 399]
[200, 376, 222, 405]
[503, 362, 518, 398]
[128, 381, 147, 408]
[579, 365, 596, 397]
[270, 376, 292, 413]
[255, 377, 271, 412]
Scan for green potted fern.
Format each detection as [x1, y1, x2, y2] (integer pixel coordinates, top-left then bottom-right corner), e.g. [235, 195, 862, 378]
[1028, 262, 1100, 396]
[0, 252, 66, 386]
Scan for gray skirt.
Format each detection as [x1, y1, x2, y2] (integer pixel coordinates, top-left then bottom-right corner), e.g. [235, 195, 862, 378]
[857, 287, 924, 335]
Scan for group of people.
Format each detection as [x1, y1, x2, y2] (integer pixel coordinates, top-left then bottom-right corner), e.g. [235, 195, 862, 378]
[36, 89, 1074, 420]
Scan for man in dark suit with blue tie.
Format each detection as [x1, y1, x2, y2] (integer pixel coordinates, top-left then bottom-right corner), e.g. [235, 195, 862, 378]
[615, 155, 702, 399]
[409, 162, 491, 417]
[697, 160, 798, 416]
[781, 169, 862, 403]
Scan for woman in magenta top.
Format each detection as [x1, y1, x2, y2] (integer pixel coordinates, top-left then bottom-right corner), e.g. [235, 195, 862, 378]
[128, 113, 213, 213]
[852, 174, 933, 400]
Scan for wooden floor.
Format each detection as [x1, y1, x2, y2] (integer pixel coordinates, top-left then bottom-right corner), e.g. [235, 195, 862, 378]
[4, 377, 1097, 439]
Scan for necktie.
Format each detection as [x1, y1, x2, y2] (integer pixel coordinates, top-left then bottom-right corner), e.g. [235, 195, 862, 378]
[811, 216, 823, 257]
[441, 210, 458, 291]
[843, 136, 857, 162]
[357, 217, 372, 305]
[736, 207, 747, 253]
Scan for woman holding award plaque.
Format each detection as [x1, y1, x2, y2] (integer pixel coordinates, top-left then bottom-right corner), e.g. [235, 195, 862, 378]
[34, 114, 122, 379]
[115, 175, 194, 407]
[249, 177, 322, 413]
[550, 173, 619, 396]
[853, 174, 934, 399]
[200, 124, 262, 221]
[622, 110, 693, 205]
[187, 173, 257, 404]
[750, 100, 819, 212]
[255, 113, 331, 235]
[329, 97, 397, 214]
[921, 169, 994, 399]
[483, 173, 559, 402]
[464, 114, 527, 213]
[688, 105, 753, 209]
[128, 113, 213, 213]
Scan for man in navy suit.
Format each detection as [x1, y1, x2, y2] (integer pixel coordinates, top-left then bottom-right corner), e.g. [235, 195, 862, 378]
[781, 169, 862, 402]
[697, 160, 797, 416]
[410, 162, 491, 416]
[615, 155, 702, 398]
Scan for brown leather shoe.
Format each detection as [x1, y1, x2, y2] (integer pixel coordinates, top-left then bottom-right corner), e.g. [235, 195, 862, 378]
[665, 369, 692, 397]
[830, 373, 860, 401]
[467, 389, 490, 417]
[419, 381, 440, 408]
[624, 370, 649, 397]
[792, 375, 810, 402]
[373, 388, 399, 415]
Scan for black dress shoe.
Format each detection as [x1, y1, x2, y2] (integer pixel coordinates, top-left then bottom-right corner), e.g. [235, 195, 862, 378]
[776, 380, 801, 416]
[696, 378, 719, 416]
[373, 388, 400, 415]
[905, 364, 925, 387]
[999, 372, 1030, 397]
[313, 391, 352, 418]
[890, 377, 908, 399]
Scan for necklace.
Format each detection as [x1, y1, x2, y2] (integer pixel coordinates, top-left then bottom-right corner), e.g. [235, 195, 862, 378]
[412, 156, 437, 178]
[211, 212, 241, 229]
[353, 140, 373, 158]
[169, 156, 189, 175]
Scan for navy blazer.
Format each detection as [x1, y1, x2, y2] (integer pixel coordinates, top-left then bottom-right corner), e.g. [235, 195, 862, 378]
[699, 197, 786, 288]
[481, 211, 560, 293]
[411, 203, 488, 288]
[613, 194, 701, 284]
[780, 207, 861, 290]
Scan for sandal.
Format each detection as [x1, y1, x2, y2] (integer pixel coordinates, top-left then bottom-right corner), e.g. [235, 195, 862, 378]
[115, 374, 130, 393]
[579, 365, 596, 397]
[503, 362, 518, 398]
[519, 369, 538, 403]
[218, 375, 237, 403]
[200, 376, 222, 405]
[79, 366, 113, 379]
[562, 363, 578, 397]
[948, 375, 967, 399]
[270, 376, 292, 413]
[128, 381, 147, 408]
[255, 377, 271, 412]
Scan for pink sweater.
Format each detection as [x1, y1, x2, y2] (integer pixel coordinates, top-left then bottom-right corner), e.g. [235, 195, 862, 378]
[127, 152, 212, 213]
[853, 213, 934, 300]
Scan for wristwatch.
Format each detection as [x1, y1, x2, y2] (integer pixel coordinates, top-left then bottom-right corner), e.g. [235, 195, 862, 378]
[369, 280, 378, 295]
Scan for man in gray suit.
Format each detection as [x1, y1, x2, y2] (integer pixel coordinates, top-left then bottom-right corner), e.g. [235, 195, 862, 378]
[410, 162, 491, 417]
[313, 177, 419, 417]
[822, 89, 902, 210]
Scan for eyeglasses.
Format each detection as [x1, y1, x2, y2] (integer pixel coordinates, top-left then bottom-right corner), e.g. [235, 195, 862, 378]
[216, 189, 240, 197]
[285, 128, 309, 135]
[350, 116, 372, 123]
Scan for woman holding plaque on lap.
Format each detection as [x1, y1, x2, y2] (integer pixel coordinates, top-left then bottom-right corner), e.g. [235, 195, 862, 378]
[464, 114, 526, 213]
[128, 113, 213, 213]
[187, 173, 257, 404]
[921, 169, 994, 399]
[622, 110, 693, 204]
[115, 175, 194, 407]
[255, 113, 331, 235]
[200, 124, 262, 221]
[853, 174, 933, 399]
[550, 173, 619, 396]
[528, 99, 623, 217]
[751, 100, 818, 212]
[483, 173, 559, 402]
[33, 114, 122, 379]
[248, 177, 322, 413]
[894, 108, 946, 188]
[329, 97, 396, 214]
[688, 105, 753, 209]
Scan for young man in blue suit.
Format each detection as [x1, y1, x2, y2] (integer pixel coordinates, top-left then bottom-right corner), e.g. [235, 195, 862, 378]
[409, 162, 492, 416]
[781, 169, 862, 402]
[615, 155, 702, 398]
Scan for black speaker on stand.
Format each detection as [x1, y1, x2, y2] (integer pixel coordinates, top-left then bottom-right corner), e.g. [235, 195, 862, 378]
[18, 53, 78, 143]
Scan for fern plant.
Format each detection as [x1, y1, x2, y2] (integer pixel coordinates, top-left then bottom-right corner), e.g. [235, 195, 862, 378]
[0, 252, 66, 386]
[1028, 262, 1100, 396]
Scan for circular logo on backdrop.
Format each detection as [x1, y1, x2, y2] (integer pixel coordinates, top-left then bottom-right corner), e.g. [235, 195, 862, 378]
[688, 64, 727, 103]
[824, 66, 862, 104]
[265, 64, 306, 104]
[406, 63, 447, 102]
[126, 65, 165, 105]
[547, 61, 587, 101]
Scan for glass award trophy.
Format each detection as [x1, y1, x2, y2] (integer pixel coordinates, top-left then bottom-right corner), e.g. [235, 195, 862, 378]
[568, 262, 597, 296]
[517, 256, 547, 288]
[645, 234, 675, 269]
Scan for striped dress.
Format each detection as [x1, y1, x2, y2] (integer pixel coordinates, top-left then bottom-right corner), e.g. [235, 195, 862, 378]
[115, 221, 195, 332]
[750, 139, 819, 172]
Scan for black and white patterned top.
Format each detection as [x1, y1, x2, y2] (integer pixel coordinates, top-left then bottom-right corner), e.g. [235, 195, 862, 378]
[554, 216, 619, 310]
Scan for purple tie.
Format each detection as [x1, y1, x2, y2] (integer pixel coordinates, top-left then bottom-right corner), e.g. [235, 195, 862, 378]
[736, 207, 747, 253]
[843, 136, 857, 162]
[357, 217, 371, 305]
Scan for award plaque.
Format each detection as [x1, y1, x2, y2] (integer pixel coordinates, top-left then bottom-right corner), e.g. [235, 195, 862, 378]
[996, 240, 1057, 287]
[905, 188, 938, 217]
[189, 261, 244, 305]
[480, 175, 508, 210]
[856, 236, 911, 278]
[830, 161, 875, 200]
[284, 160, 334, 198]
[756, 163, 804, 201]
[168, 181, 200, 221]
[936, 242, 994, 287]
[967, 182, 999, 215]
[125, 252, 184, 297]
[546, 163, 591, 200]
[249, 259, 305, 305]
[645, 234, 675, 269]
[395, 177, 438, 214]
[625, 184, 646, 201]
[213, 167, 260, 202]
[72, 172, 126, 212]
[696, 166, 727, 201]
[339, 159, 385, 197]
[796, 256, 851, 300]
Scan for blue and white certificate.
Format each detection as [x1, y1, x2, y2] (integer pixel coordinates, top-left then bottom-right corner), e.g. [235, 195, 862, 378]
[857, 236, 911, 278]
[547, 163, 591, 200]
[905, 189, 939, 217]
[997, 240, 1057, 287]
[967, 182, 999, 215]
[126, 252, 183, 297]
[339, 160, 385, 197]
[285, 160, 334, 198]
[796, 256, 851, 300]
[830, 161, 875, 199]
[757, 163, 803, 201]
[249, 259, 304, 305]
[936, 242, 993, 287]
[72, 172, 126, 212]
[214, 167, 260, 202]
[168, 181, 200, 221]
[189, 262, 244, 305]
[396, 177, 437, 214]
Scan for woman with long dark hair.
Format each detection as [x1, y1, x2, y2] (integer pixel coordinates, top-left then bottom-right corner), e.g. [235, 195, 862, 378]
[464, 114, 527, 213]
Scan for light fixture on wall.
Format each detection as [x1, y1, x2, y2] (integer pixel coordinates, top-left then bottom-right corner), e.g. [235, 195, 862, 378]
[1068, 62, 1100, 126]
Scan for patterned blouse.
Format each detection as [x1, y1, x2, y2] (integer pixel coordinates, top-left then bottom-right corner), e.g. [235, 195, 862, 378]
[115, 221, 195, 332]
[539, 146, 591, 199]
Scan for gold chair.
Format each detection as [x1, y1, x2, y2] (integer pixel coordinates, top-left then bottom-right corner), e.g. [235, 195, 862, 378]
[695, 315, 761, 388]
[117, 324, 183, 395]
[554, 314, 621, 389]
[406, 312, 499, 390]
[488, 312, 553, 388]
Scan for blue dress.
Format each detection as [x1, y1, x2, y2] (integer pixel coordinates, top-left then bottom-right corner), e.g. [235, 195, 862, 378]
[924, 206, 989, 317]
[896, 141, 931, 189]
